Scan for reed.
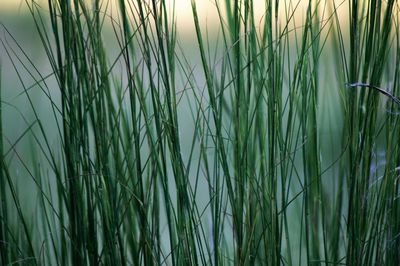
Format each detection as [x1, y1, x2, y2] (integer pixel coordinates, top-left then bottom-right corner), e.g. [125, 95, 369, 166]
[0, 0, 399, 264]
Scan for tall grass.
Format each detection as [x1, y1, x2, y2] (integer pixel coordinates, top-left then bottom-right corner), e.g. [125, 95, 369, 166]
[0, 0, 399, 265]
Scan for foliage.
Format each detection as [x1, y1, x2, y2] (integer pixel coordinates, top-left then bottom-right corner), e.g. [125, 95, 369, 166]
[0, 0, 399, 265]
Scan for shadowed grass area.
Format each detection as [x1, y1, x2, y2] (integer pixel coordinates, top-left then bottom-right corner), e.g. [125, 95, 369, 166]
[0, 0, 399, 265]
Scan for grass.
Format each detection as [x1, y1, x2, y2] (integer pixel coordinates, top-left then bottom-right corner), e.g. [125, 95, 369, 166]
[0, 0, 399, 265]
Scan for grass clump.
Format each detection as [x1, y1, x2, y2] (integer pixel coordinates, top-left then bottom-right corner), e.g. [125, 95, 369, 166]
[0, 0, 400, 265]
